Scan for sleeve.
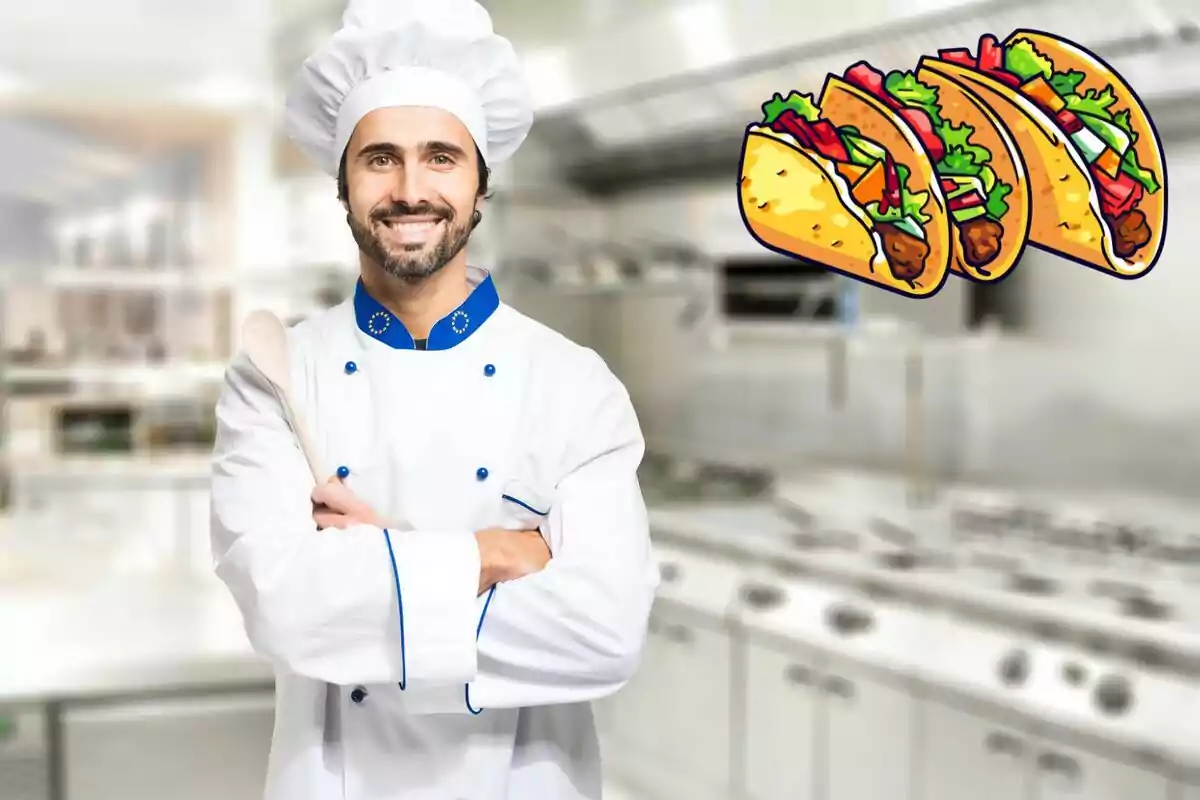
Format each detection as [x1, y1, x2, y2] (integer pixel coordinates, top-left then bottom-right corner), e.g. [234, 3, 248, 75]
[209, 348, 482, 688]
[399, 352, 661, 715]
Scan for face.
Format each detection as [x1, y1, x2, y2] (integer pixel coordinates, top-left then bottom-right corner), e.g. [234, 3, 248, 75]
[342, 106, 482, 282]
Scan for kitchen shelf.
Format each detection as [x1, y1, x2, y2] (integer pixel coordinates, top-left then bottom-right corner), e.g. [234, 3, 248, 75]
[0, 269, 238, 291]
[4, 363, 227, 385]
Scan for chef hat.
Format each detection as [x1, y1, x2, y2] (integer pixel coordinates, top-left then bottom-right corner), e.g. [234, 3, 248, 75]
[284, 0, 534, 177]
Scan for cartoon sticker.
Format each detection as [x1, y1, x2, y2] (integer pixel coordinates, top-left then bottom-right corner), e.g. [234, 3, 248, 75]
[737, 30, 1167, 298]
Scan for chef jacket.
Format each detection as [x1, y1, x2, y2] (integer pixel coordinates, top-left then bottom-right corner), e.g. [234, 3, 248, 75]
[210, 265, 660, 800]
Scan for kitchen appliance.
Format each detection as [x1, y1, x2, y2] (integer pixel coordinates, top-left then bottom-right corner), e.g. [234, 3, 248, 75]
[0, 706, 50, 800]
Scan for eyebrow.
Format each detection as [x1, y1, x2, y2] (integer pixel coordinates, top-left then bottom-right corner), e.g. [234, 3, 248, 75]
[356, 140, 470, 160]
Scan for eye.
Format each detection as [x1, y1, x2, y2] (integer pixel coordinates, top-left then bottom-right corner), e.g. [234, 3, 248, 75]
[431, 153, 454, 166]
[369, 154, 394, 168]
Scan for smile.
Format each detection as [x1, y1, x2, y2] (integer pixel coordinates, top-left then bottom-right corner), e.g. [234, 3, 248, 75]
[379, 218, 443, 230]
[377, 217, 444, 244]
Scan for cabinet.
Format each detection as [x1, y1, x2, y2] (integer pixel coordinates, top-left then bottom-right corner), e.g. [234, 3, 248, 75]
[654, 604, 732, 792]
[822, 658, 915, 800]
[599, 601, 732, 799]
[599, 602, 672, 753]
[63, 691, 274, 800]
[920, 698, 1174, 800]
[743, 639, 819, 800]
[920, 700, 1032, 800]
[1030, 740, 1171, 800]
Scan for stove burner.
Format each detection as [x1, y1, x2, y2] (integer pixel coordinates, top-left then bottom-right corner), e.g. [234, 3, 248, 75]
[1088, 578, 1146, 601]
[1094, 674, 1134, 716]
[998, 648, 1030, 686]
[825, 602, 875, 636]
[869, 518, 917, 549]
[740, 582, 785, 611]
[1062, 661, 1087, 686]
[877, 550, 921, 571]
[777, 502, 816, 530]
[1008, 573, 1060, 597]
[791, 532, 826, 550]
[1120, 595, 1173, 622]
[769, 557, 807, 578]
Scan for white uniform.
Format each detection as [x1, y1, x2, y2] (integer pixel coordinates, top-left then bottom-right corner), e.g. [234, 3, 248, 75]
[211, 266, 660, 799]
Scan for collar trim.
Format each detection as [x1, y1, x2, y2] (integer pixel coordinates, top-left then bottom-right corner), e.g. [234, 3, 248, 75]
[354, 267, 499, 351]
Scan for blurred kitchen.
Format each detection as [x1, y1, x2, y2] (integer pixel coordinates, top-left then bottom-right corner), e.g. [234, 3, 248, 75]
[2, 0, 1200, 798]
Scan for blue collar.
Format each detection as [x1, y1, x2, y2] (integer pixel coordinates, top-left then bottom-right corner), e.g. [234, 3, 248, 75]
[354, 267, 500, 351]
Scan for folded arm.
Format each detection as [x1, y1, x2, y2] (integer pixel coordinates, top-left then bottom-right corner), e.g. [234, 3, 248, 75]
[210, 350, 481, 687]
[403, 354, 660, 715]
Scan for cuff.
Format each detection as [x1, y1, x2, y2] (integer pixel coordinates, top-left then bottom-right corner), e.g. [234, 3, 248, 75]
[396, 587, 496, 716]
[384, 528, 481, 689]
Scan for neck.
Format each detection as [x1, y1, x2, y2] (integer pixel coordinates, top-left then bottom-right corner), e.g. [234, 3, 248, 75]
[359, 251, 472, 339]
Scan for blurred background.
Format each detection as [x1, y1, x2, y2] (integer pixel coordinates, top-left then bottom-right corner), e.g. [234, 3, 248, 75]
[2, 0, 1200, 798]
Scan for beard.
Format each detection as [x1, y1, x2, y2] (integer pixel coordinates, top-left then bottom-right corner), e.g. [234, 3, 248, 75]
[347, 200, 475, 282]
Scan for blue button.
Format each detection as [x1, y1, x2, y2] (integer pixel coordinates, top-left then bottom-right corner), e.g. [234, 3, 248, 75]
[337, 465, 350, 479]
[351, 687, 367, 704]
[476, 467, 489, 481]
[484, 363, 496, 377]
[344, 361, 358, 374]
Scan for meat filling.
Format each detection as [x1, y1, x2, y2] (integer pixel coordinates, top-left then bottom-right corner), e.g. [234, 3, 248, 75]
[877, 224, 930, 282]
[958, 218, 1004, 274]
[1105, 210, 1152, 259]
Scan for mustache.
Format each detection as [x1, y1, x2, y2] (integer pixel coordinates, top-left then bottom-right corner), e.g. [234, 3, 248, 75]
[370, 201, 453, 223]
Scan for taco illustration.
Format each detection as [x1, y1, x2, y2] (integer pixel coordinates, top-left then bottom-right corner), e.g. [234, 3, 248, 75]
[738, 81, 951, 297]
[833, 61, 1031, 282]
[920, 30, 1165, 277]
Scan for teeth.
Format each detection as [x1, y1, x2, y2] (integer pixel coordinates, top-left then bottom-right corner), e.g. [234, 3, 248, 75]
[382, 220, 439, 230]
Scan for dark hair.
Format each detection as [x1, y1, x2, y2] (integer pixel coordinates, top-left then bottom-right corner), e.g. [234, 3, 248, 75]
[337, 145, 492, 205]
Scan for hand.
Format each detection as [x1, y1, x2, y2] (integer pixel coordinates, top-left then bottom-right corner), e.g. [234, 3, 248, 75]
[311, 475, 386, 530]
[474, 527, 551, 594]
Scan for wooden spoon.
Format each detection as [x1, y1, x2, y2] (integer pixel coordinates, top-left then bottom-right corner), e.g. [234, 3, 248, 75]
[241, 310, 324, 484]
[241, 310, 414, 532]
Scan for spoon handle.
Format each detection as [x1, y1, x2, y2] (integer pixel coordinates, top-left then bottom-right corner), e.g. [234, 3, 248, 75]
[278, 387, 417, 533]
[278, 387, 324, 485]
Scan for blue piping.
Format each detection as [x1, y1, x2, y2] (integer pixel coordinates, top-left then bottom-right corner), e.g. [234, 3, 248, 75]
[501, 495, 549, 516]
[382, 528, 407, 690]
[465, 584, 496, 715]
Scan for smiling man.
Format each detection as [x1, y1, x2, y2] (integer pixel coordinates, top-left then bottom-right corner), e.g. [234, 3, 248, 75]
[208, 1, 660, 799]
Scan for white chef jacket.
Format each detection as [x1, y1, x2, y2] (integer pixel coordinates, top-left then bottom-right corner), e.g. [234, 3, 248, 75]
[210, 265, 660, 800]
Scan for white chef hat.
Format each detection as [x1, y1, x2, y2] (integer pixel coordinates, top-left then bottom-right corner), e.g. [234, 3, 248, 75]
[284, 0, 534, 177]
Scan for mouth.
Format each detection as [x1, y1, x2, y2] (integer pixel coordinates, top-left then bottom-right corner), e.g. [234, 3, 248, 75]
[376, 216, 445, 245]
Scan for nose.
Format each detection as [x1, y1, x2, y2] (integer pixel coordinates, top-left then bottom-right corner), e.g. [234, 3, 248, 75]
[389, 160, 430, 208]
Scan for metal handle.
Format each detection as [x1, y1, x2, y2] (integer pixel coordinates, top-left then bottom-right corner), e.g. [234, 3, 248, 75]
[664, 624, 693, 644]
[828, 334, 848, 410]
[822, 675, 855, 699]
[784, 664, 816, 686]
[985, 732, 1024, 757]
[1037, 751, 1081, 780]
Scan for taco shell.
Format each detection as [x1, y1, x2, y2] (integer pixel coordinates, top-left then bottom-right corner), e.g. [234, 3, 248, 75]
[738, 127, 889, 286]
[818, 77, 952, 297]
[913, 65, 1032, 283]
[921, 31, 1166, 277]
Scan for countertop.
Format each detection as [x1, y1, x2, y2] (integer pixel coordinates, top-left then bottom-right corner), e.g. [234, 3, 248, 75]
[0, 574, 271, 705]
[647, 495, 1200, 666]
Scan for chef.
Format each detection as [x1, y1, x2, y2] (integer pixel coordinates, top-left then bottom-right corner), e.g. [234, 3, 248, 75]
[208, 1, 660, 798]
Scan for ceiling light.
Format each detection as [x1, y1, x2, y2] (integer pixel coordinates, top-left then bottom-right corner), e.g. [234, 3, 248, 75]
[0, 69, 31, 97]
[670, 2, 735, 71]
[521, 46, 576, 111]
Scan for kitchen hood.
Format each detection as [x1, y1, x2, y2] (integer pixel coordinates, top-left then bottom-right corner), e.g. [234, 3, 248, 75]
[515, 0, 1200, 191]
